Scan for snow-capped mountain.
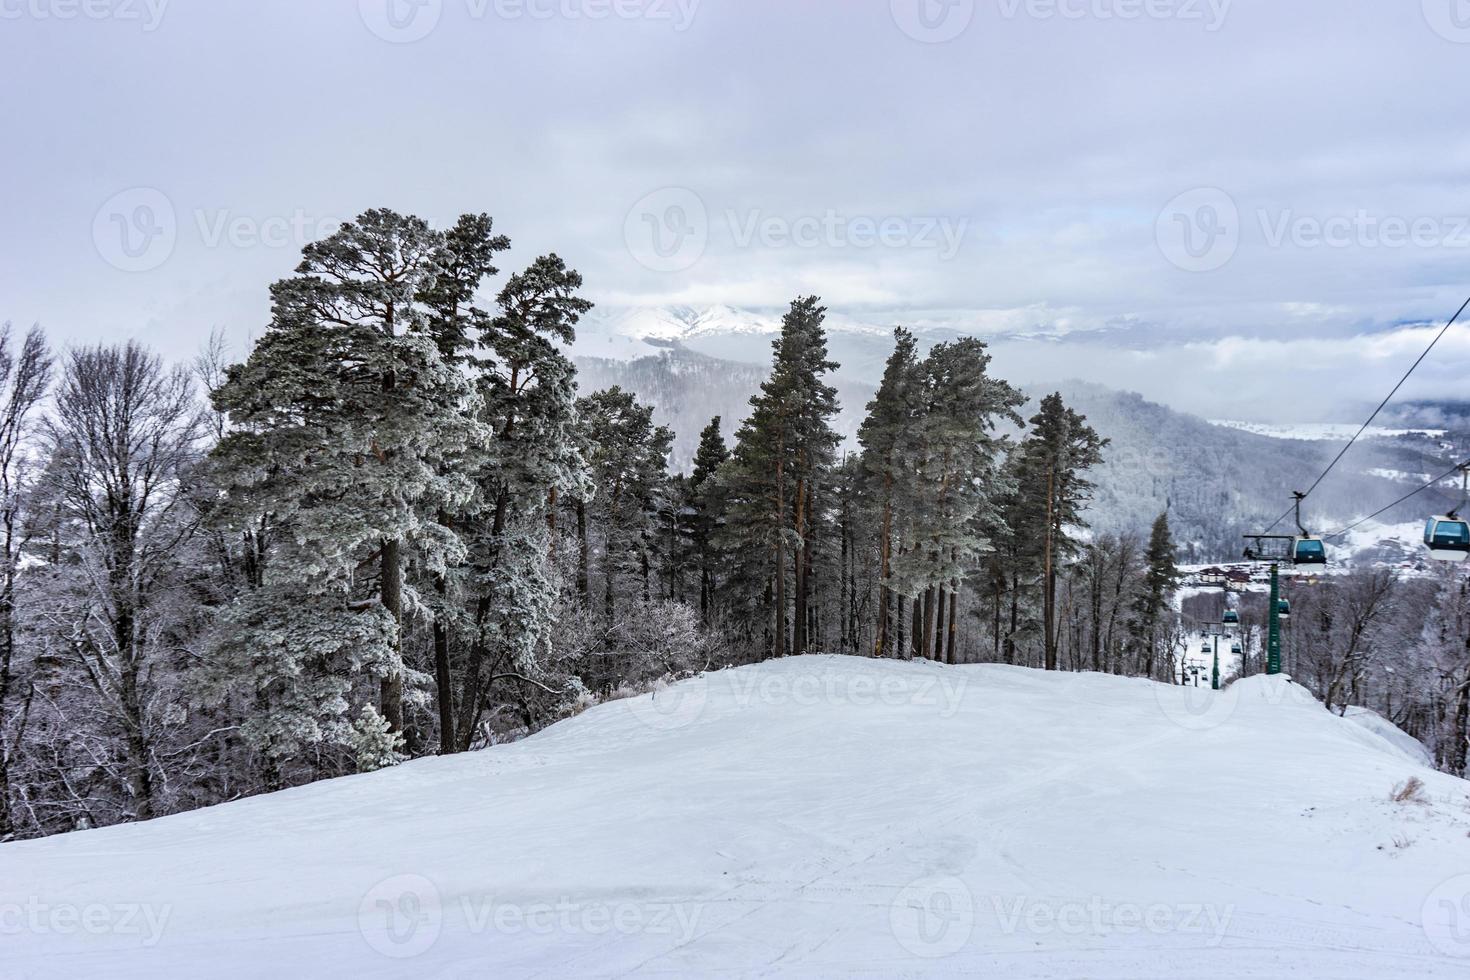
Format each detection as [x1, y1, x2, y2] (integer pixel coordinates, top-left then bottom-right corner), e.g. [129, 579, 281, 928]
[575, 304, 950, 378]
[572, 303, 1150, 382]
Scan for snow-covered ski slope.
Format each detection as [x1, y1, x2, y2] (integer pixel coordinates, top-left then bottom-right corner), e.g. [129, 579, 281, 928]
[7, 656, 1470, 978]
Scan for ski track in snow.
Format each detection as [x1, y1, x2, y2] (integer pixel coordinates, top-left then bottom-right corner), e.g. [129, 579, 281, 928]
[4, 655, 1470, 978]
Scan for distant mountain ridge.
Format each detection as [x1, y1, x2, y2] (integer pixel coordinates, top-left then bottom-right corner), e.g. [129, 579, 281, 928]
[572, 302, 1101, 381]
[572, 348, 1465, 562]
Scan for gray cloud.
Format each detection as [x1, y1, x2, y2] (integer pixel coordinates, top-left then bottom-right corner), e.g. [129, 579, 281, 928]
[4, 0, 1469, 420]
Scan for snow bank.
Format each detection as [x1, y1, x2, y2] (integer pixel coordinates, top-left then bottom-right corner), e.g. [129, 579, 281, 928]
[1344, 705, 1435, 766]
[4, 655, 1469, 978]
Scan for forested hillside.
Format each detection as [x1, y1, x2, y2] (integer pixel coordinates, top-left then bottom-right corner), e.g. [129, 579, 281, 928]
[572, 352, 1461, 560]
[3, 208, 1468, 844]
[1055, 383, 1461, 558]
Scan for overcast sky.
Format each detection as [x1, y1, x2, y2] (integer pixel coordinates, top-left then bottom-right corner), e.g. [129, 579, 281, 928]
[5, 0, 1470, 419]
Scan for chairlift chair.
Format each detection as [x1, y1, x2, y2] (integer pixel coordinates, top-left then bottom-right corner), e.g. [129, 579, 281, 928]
[1291, 536, 1327, 565]
[1425, 466, 1470, 563]
[1288, 492, 1327, 565]
[1425, 518, 1470, 562]
[1246, 494, 1330, 566]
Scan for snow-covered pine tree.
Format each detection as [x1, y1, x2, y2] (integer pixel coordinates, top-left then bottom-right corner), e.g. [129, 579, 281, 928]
[857, 328, 921, 659]
[417, 213, 509, 754]
[1132, 510, 1180, 678]
[454, 253, 592, 750]
[689, 416, 729, 625]
[576, 386, 673, 623]
[717, 297, 840, 659]
[1017, 393, 1108, 671]
[902, 338, 1023, 663]
[210, 209, 482, 754]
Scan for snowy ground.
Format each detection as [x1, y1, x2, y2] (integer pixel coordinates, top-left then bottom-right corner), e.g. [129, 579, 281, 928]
[5, 656, 1470, 978]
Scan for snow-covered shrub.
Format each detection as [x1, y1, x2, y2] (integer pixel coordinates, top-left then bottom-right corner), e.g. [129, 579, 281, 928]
[350, 705, 406, 773]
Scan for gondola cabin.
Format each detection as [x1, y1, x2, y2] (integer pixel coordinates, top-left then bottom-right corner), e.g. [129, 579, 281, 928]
[1231, 642, 1243, 655]
[1424, 517, 1470, 562]
[1222, 610, 1240, 625]
[1292, 536, 1327, 565]
[1277, 599, 1291, 620]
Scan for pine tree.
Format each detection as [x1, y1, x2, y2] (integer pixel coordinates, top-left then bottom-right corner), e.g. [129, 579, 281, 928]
[718, 297, 840, 659]
[1018, 393, 1108, 671]
[1133, 510, 1180, 678]
[897, 338, 1024, 662]
[988, 449, 1039, 666]
[211, 209, 482, 748]
[577, 386, 673, 622]
[457, 253, 592, 750]
[419, 213, 509, 753]
[858, 329, 920, 658]
[689, 417, 729, 625]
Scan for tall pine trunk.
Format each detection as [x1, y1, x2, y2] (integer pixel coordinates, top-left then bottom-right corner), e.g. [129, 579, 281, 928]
[896, 594, 906, 660]
[874, 492, 893, 657]
[432, 615, 455, 755]
[774, 452, 788, 659]
[576, 499, 590, 603]
[379, 310, 405, 734]
[944, 544, 960, 665]
[700, 563, 711, 625]
[433, 508, 457, 755]
[991, 580, 1002, 663]
[802, 485, 816, 650]
[793, 477, 808, 656]
[605, 560, 616, 623]
[1043, 466, 1058, 671]
[381, 538, 404, 733]
[946, 582, 959, 665]
[456, 595, 492, 752]
[930, 587, 943, 661]
[1006, 566, 1020, 666]
[839, 506, 849, 654]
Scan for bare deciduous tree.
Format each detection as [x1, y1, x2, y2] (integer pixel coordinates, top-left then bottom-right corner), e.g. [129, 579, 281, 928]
[0, 324, 52, 840]
[42, 342, 204, 821]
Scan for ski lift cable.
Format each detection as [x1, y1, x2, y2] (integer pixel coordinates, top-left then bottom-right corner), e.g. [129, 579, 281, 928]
[1264, 293, 1470, 534]
[1321, 458, 1470, 541]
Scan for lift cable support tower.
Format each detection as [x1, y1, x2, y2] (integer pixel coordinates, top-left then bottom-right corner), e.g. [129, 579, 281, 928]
[1241, 542, 1294, 679]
